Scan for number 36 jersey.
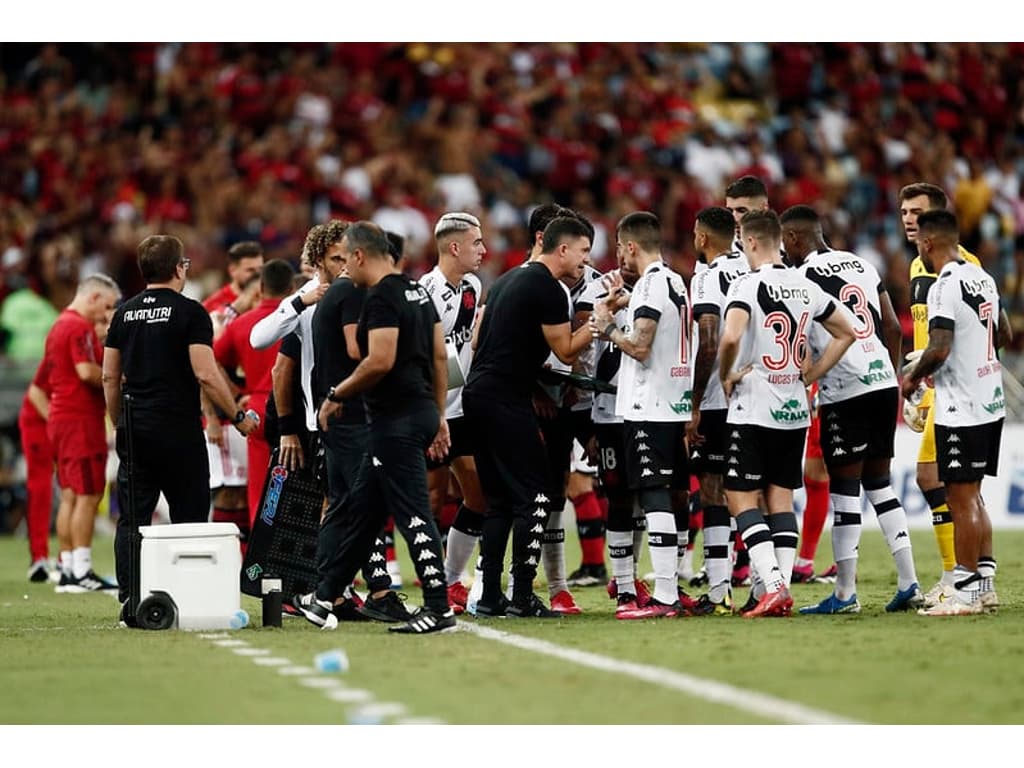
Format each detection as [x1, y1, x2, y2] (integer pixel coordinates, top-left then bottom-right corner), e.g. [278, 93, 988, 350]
[724, 264, 836, 430]
[799, 249, 897, 405]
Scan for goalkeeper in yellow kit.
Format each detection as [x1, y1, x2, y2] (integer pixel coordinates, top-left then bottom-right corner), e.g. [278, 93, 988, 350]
[899, 182, 1006, 608]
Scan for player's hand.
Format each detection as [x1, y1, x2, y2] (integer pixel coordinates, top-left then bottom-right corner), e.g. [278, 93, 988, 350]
[234, 413, 259, 437]
[686, 409, 704, 447]
[235, 277, 262, 314]
[584, 435, 599, 465]
[721, 365, 752, 399]
[318, 399, 342, 432]
[901, 349, 923, 378]
[428, 420, 451, 462]
[279, 433, 305, 470]
[301, 281, 330, 306]
[532, 390, 558, 420]
[205, 418, 224, 446]
[902, 398, 927, 433]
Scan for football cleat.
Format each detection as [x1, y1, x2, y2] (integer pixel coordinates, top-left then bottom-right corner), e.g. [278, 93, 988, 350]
[447, 582, 469, 615]
[616, 598, 682, 620]
[358, 591, 413, 623]
[885, 583, 925, 613]
[689, 592, 733, 616]
[388, 607, 457, 634]
[507, 593, 559, 618]
[918, 591, 983, 616]
[799, 592, 861, 615]
[922, 580, 956, 609]
[291, 592, 339, 630]
[550, 590, 582, 615]
[741, 587, 793, 618]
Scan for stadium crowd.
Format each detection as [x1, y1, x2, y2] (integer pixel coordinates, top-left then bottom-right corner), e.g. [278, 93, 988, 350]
[0, 44, 1020, 619]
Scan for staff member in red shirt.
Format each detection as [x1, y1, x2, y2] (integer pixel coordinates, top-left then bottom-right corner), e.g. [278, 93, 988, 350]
[19, 357, 55, 583]
[213, 258, 295, 538]
[46, 273, 121, 593]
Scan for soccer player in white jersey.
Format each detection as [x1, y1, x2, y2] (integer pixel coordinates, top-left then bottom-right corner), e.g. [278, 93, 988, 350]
[419, 212, 487, 614]
[718, 210, 855, 618]
[687, 206, 750, 616]
[779, 205, 923, 615]
[902, 210, 1008, 616]
[591, 211, 692, 619]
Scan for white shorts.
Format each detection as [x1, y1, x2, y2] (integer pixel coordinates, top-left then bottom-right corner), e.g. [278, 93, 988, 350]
[207, 426, 248, 488]
[570, 438, 598, 476]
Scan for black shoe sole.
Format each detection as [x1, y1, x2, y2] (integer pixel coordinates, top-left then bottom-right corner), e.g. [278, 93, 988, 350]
[357, 605, 412, 623]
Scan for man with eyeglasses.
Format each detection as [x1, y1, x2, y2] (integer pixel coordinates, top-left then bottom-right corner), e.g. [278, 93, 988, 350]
[103, 235, 258, 627]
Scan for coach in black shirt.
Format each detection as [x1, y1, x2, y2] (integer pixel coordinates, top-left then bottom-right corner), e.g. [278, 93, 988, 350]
[293, 221, 453, 634]
[463, 216, 594, 617]
[102, 235, 258, 621]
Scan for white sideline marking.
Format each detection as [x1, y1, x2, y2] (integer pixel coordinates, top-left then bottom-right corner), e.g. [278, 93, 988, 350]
[212, 639, 248, 647]
[348, 702, 408, 721]
[459, 622, 860, 724]
[277, 665, 317, 676]
[325, 689, 373, 703]
[299, 677, 343, 689]
[252, 657, 292, 666]
[394, 716, 446, 725]
[232, 647, 271, 656]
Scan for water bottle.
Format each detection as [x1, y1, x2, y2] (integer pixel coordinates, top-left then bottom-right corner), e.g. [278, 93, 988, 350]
[261, 577, 282, 628]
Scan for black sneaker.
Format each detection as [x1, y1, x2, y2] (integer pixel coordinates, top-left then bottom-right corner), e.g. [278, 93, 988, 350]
[388, 607, 457, 634]
[63, 570, 118, 593]
[358, 591, 412, 623]
[332, 599, 370, 623]
[566, 563, 608, 588]
[54, 571, 73, 593]
[738, 591, 759, 615]
[291, 592, 339, 630]
[473, 594, 510, 618]
[119, 600, 139, 628]
[507, 593, 559, 618]
[27, 559, 50, 583]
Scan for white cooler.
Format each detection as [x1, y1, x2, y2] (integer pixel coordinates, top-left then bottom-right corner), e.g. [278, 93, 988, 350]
[139, 522, 241, 631]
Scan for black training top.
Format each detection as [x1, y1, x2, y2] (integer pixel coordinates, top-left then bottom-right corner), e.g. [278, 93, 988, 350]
[356, 273, 439, 418]
[312, 276, 367, 424]
[465, 260, 571, 400]
[105, 287, 212, 432]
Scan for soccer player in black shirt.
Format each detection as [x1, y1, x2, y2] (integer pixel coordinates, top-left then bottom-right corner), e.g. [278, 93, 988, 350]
[102, 235, 258, 625]
[294, 221, 454, 634]
[463, 216, 594, 618]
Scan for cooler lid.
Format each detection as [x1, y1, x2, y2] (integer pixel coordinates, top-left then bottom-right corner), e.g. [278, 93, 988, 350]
[140, 523, 240, 539]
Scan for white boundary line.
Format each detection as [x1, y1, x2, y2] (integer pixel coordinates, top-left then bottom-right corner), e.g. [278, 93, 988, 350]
[459, 622, 861, 724]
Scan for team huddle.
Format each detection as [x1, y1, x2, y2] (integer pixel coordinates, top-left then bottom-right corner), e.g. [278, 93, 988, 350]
[20, 174, 1007, 631]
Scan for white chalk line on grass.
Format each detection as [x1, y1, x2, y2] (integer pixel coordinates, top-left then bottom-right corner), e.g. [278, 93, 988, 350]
[458, 622, 860, 725]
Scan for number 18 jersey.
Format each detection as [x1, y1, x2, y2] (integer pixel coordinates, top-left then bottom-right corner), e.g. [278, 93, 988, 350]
[724, 264, 836, 430]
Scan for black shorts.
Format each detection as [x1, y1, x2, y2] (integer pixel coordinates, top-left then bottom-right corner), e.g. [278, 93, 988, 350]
[568, 406, 595, 449]
[426, 416, 473, 470]
[724, 423, 806, 491]
[819, 388, 898, 468]
[624, 421, 689, 490]
[935, 419, 1003, 484]
[690, 409, 727, 476]
[593, 422, 627, 494]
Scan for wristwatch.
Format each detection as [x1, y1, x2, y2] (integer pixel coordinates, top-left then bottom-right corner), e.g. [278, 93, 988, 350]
[603, 321, 617, 337]
[327, 385, 342, 403]
[232, 409, 246, 425]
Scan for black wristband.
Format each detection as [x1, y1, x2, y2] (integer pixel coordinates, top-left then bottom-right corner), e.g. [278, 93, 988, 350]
[277, 413, 300, 436]
[291, 295, 306, 314]
[327, 385, 342, 403]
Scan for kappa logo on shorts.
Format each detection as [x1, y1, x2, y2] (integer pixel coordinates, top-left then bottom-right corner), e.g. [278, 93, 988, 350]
[727, 469, 739, 477]
[534, 493, 550, 504]
[728, 457, 739, 464]
[531, 523, 544, 533]
[372, 568, 388, 578]
[413, 532, 431, 544]
[526, 556, 538, 566]
[372, 456, 383, 467]
[409, 516, 426, 528]
[637, 443, 650, 451]
[639, 456, 651, 464]
[533, 509, 546, 518]
[422, 565, 440, 576]
[636, 430, 649, 438]
[417, 550, 436, 561]
[829, 423, 841, 432]
[948, 460, 962, 469]
[641, 468, 654, 477]
[528, 540, 541, 550]
[833, 447, 847, 456]
[427, 579, 444, 588]
[731, 431, 740, 439]
[949, 448, 960, 455]
[729, 443, 739, 451]
[947, 434, 960, 443]
[369, 552, 385, 562]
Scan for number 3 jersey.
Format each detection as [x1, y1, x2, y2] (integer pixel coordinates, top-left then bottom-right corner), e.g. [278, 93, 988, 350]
[798, 249, 897, 405]
[614, 260, 692, 423]
[928, 259, 1005, 427]
[724, 264, 836, 430]
[418, 266, 481, 419]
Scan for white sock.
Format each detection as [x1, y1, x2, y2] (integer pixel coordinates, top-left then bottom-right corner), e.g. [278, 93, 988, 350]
[444, 528, 478, 586]
[607, 529, 635, 595]
[542, 508, 567, 598]
[646, 511, 678, 604]
[72, 547, 92, 579]
[467, 557, 484, 607]
[60, 550, 73, 576]
[679, 542, 694, 578]
[865, 478, 918, 590]
[736, 509, 784, 593]
[830, 480, 862, 601]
